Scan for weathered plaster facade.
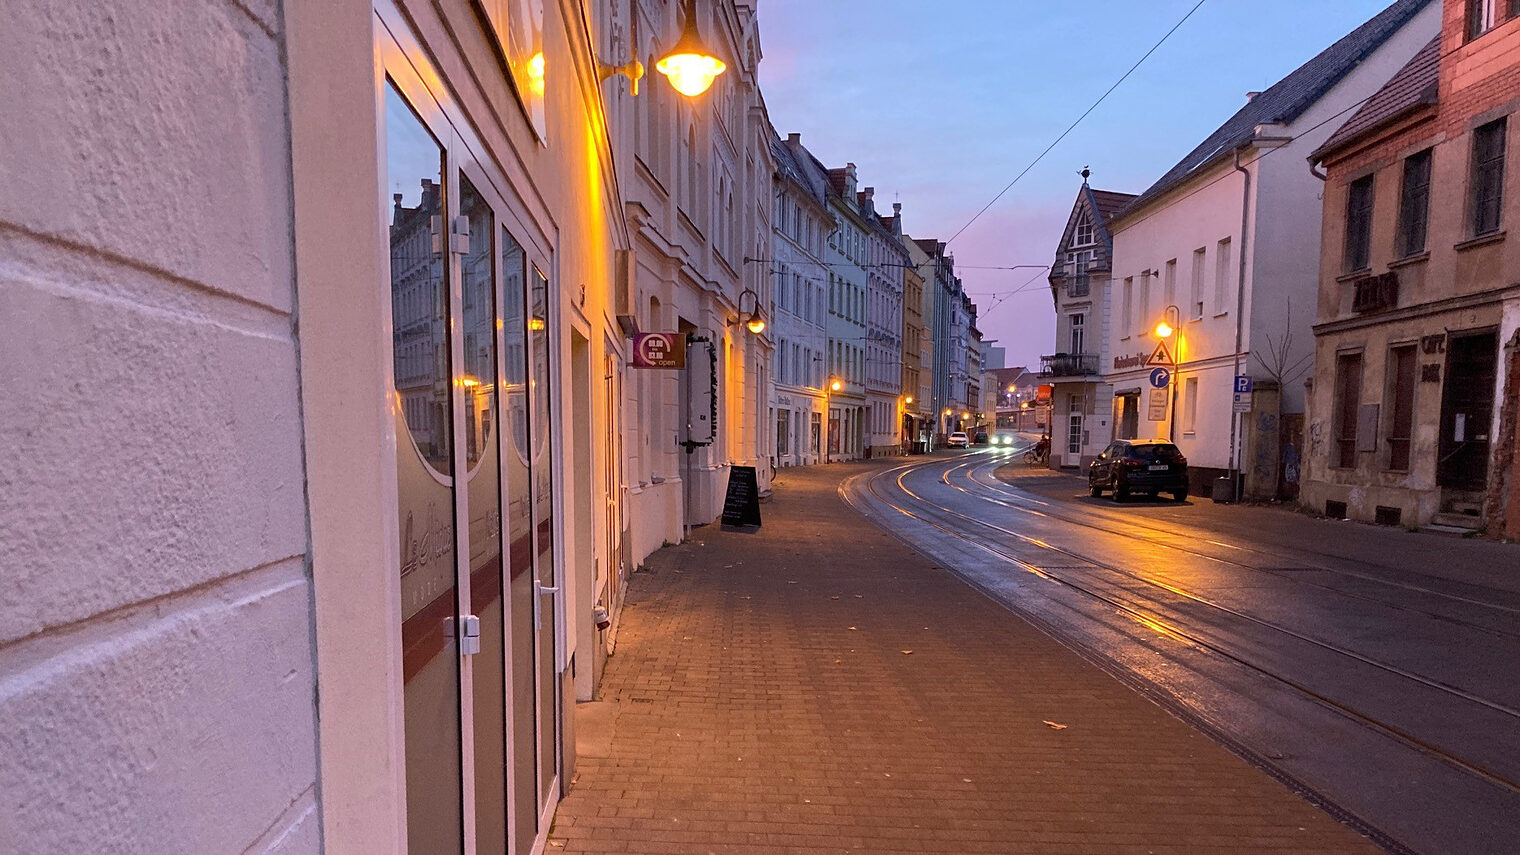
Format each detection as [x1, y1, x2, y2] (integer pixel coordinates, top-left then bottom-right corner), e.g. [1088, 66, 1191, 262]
[1303, 0, 1520, 532]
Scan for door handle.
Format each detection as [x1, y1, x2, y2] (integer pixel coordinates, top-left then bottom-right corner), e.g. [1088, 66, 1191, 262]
[449, 614, 481, 656]
[539, 585, 560, 595]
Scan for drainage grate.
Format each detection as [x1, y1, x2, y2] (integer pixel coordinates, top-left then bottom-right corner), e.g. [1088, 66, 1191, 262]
[1325, 500, 1348, 519]
[1374, 505, 1402, 527]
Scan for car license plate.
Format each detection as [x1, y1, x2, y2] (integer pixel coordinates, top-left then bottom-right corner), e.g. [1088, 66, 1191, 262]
[1148, 464, 1168, 471]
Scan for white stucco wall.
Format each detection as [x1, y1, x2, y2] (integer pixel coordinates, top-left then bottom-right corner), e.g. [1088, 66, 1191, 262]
[0, 1, 319, 851]
[1106, 0, 1439, 473]
[1108, 160, 1255, 470]
[1248, 0, 1441, 416]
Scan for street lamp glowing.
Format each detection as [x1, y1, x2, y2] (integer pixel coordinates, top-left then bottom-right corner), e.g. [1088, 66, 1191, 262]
[745, 316, 766, 334]
[904, 396, 914, 404]
[1154, 320, 1174, 338]
[831, 379, 843, 392]
[656, 0, 726, 97]
[961, 411, 970, 419]
[943, 408, 952, 416]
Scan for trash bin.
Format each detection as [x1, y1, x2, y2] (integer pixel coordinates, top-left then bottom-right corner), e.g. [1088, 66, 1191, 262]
[1211, 476, 1236, 503]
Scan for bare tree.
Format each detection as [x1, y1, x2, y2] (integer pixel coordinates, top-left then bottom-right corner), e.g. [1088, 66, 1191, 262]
[1250, 298, 1314, 496]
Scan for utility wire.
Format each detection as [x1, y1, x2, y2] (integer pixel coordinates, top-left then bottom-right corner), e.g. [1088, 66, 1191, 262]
[946, 0, 1211, 246]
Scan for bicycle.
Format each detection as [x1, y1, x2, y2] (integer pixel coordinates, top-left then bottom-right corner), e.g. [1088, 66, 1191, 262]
[1023, 445, 1050, 466]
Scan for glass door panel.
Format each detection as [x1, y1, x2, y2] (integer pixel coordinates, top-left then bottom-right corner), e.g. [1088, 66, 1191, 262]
[528, 266, 559, 817]
[384, 81, 463, 854]
[460, 173, 508, 855]
[500, 227, 539, 855]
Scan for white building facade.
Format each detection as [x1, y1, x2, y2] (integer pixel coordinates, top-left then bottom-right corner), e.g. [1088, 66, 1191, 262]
[1104, 0, 1439, 497]
[769, 132, 834, 467]
[861, 190, 909, 457]
[0, 0, 782, 853]
[823, 163, 871, 460]
[616, 0, 776, 554]
[1044, 181, 1131, 468]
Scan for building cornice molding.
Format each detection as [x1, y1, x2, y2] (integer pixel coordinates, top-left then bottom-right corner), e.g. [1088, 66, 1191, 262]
[1313, 283, 1520, 335]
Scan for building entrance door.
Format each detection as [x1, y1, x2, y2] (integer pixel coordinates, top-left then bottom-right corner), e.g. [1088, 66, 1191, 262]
[1117, 393, 1140, 439]
[1066, 394, 1085, 467]
[1437, 330, 1498, 495]
[382, 38, 561, 855]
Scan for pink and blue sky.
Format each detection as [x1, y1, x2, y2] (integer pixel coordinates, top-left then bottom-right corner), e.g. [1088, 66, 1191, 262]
[757, 0, 1402, 369]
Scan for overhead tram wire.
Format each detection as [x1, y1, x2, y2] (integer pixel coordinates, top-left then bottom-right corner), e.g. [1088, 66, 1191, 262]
[945, 0, 1211, 247]
[743, 256, 1047, 273]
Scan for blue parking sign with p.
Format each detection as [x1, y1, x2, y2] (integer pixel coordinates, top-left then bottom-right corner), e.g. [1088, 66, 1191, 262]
[1235, 375, 1253, 394]
[1149, 368, 1170, 389]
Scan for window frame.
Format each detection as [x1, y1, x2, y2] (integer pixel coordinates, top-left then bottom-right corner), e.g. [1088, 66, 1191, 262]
[1470, 117, 1507, 238]
[1467, 0, 1499, 41]
[1396, 149, 1432, 258]
[1344, 174, 1375, 272]
[1333, 350, 1364, 469]
[1385, 344, 1417, 472]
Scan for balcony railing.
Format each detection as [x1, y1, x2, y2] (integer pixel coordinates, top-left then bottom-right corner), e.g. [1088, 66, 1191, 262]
[1040, 353, 1099, 377]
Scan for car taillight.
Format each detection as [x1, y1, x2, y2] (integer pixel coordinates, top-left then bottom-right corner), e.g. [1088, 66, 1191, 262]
[1119, 458, 1143, 468]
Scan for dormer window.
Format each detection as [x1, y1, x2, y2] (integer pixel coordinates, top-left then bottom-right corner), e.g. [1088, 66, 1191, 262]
[1073, 212, 1095, 248]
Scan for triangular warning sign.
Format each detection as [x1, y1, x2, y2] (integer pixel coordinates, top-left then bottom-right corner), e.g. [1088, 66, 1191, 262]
[1146, 340, 1174, 366]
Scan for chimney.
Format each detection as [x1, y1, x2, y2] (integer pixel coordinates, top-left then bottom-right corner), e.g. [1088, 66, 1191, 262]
[787, 132, 801, 144]
[1246, 91, 1262, 102]
[893, 202, 902, 216]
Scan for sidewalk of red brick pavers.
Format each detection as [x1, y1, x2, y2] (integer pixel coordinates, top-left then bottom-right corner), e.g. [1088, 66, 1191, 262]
[549, 459, 1383, 855]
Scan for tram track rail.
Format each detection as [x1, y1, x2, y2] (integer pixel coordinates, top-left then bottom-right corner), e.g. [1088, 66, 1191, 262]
[954, 453, 1520, 623]
[842, 457, 1520, 811]
[942, 457, 1520, 645]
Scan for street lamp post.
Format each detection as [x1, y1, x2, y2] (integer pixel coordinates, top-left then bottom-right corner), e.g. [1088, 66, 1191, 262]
[1154, 304, 1182, 442]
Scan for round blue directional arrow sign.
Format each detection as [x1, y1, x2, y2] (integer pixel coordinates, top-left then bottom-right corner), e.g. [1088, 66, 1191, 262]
[1150, 367, 1171, 389]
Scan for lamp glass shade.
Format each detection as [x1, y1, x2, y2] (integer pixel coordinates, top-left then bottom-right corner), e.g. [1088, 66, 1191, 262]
[745, 316, 765, 334]
[1154, 321, 1174, 338]
[655, 6, 725, 97]
[831, 380, 843, 392]
[656, 52, 725, 96]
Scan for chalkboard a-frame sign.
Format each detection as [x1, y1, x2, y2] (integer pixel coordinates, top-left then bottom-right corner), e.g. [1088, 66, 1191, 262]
[721, 465, 762, 528]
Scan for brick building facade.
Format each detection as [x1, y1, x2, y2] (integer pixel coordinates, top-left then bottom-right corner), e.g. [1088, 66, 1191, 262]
[1303, 0, 1520, 534]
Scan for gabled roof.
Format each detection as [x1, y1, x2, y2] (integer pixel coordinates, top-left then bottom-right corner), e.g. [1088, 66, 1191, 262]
[1313, 36, 1439, 160]
[1090, 189, 1137, 224]
[770, 134, 830, 209]
[1054, 183, 1136, 261]
[1121, 0, 1433, 219]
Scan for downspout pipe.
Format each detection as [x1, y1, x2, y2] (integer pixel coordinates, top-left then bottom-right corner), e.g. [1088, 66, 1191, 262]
[1226, 146, 1252, 500]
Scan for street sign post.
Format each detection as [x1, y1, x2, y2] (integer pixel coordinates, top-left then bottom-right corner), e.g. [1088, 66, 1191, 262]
[1147, 387, 1169, 421]
[1146, 340, 1174, 367]
[1232, 375, 1254, 413]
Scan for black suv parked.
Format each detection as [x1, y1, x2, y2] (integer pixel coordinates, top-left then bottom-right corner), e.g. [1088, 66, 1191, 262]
[1088, 439, 1189, 501]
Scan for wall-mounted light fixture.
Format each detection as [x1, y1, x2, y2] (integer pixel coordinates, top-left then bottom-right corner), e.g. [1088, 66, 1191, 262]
[600, 0, 725, 98]
[734, 287, 765, 335]
[656, 0, 727, 96]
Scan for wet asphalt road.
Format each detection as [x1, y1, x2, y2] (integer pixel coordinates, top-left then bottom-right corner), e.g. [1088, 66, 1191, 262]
[842, 447, 1520, 855]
